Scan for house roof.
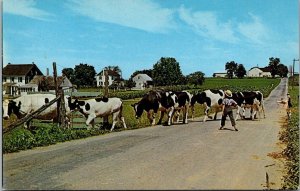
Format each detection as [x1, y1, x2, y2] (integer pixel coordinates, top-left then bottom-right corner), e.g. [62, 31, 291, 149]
[3, 63, 43, 76]
[134, 74, 153, 81]
[249, 66, 271, 72]
[29, 75, 73, 88]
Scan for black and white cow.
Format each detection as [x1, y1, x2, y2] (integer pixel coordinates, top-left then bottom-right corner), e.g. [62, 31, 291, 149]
[71, 97, 127, 131]
[3, 94, 73, 127]
[190, 89, 225, 122]
[232, 91, 265, 120]
[172, 91, 193, 124]
[131, 90, 180, 126]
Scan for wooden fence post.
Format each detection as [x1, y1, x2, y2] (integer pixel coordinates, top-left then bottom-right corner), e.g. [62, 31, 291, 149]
[103, 70, 109, 128]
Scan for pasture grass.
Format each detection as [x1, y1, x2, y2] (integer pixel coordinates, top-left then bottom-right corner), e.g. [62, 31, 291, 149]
[280, 86, 299, 189]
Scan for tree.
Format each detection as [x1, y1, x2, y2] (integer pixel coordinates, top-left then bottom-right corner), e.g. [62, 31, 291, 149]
[62, 68, 75, 84]
[235, 64, 247, 79]
[73, 63, 96, 87]
[124, 79, 136, 90]
[225, 61, 238, 79]
[186, 71, 205, 86]
[130, 69, 153, 79]
[277, 64, 288, 77]
[152, 57, 184, 86]
[104, 65, 122, 77]
[268, 57, 280, 78]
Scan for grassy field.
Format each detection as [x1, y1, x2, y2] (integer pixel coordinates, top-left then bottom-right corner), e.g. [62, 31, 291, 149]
[280, 85, 299, 189]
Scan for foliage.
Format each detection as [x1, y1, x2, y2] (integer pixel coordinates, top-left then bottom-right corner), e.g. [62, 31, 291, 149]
[235, 64, 247, 79]
[130, 69, 153, 79]
[73, 63, 96, 88]
[103, 66, 122, 76]
[3, 124, 108, 153]
[225, 61, 238, 79]
[124, 78, 136, 89]
[268, 57, 281, 78]
[186, 71, 205, 86]
[280, 86, 299, 190]
[62, 68, 75, 84]
[152, 57, 185, 86]
[277, 64, 288, 77]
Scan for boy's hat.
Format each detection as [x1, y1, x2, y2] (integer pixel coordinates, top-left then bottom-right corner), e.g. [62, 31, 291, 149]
[225, 90, 232, 97]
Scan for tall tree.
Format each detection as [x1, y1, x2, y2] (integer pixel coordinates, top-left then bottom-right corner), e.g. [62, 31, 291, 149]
[268, 57, 280, 78]
[62, 68, 75, 84]
[74, 63, 96, 87]
[152, 57, 184, 86]
[186, 71, 205, 86]
[225, 61, 238, 79]
[103, 66, 122, 77]
[235, 64, 247, 79]
[277, 64, 288, 77]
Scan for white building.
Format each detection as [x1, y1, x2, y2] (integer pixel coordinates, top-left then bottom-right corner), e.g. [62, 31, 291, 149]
[132, 73, 153, 90]
[248, 67, 272, 77]
[2, 63, 43, 96]
[96, 70, 121, 87]
[213, 72, 227, 78]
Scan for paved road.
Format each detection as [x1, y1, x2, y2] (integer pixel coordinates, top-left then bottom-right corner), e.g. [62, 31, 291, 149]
[3, 78, 288, 190]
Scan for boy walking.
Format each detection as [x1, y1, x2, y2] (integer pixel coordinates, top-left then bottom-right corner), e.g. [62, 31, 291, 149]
[219, 90, 238, 131]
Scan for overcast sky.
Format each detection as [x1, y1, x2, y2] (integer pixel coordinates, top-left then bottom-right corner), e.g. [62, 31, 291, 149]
[3, 0, 299, 78]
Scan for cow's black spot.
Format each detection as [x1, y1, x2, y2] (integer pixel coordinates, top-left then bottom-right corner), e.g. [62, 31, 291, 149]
[78, 101, 85, 106]
[85, 103, 90, 111]
[102, 96, 109, 102]
[218, 98, 223, 105]
[95, 98, 102, 102]
[45, 98, 49, 104]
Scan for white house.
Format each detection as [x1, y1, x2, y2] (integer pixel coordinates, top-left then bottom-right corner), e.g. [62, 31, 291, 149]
[248, 67, 272, 77]
[132, 73, 153, 90]
[96, 70, 122, 87]
[2, 63, 43, 96]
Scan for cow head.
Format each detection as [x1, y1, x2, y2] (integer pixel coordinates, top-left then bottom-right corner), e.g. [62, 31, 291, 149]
[131, 102, 144, 119]
[3, 100, 22, 119]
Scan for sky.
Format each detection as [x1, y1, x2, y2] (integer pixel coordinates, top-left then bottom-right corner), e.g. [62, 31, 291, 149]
[2, 0, 299, 79]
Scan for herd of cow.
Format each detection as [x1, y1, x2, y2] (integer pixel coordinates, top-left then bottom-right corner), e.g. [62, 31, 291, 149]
[3, 89, 265, 131]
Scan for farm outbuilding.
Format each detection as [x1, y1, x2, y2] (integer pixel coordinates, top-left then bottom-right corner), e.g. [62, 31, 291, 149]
[132, 73, 153, 90]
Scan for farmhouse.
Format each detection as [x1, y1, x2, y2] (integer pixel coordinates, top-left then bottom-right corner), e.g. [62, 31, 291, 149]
[96, 69, 122, 87]
[3, 63, 43, 96]
[213, 72, 227, 78]
[248, 66, 272, 77]
[132, 73, 153, 90]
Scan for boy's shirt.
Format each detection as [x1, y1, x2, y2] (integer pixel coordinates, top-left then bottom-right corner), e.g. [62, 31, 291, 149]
[222, 98, 237, 111]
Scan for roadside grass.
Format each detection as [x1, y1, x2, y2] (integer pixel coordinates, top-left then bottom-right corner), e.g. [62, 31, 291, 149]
[3, 78, 281, 153]
[279, 86, 299, 190]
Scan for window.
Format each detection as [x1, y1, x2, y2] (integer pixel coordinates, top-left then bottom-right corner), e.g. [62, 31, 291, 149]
[3, 77, 6, 82]
[18, 77, 22, 82]
[11, 77, 14, 82]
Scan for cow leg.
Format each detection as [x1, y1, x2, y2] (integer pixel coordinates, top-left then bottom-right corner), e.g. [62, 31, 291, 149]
[191, 105, 195, 121]
[147, 111, 154, 125]
[167, 107, 175, 126]
[235, 106, 242, 121]
[117, 108, 127, 129]
[157, 110, 164, 125]
[213, 112, 218, 120]
[110, 112, 119, 131]
[203, 106, 210, 122]
[86, 113, 96, 129]
[184, 106, 188, 124]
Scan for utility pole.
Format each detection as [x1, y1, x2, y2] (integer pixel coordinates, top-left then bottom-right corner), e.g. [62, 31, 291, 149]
[103, 70, 109, 128]
[292, 59, 299, 89]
